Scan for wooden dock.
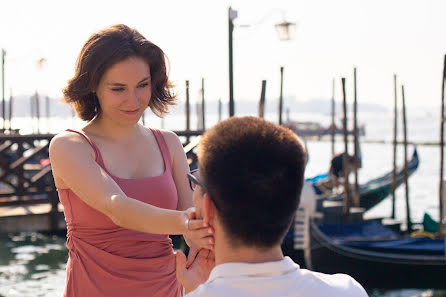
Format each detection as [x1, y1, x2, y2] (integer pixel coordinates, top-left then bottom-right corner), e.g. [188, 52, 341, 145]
[0, 130, 202, 234]
[0, 202, 65, 232]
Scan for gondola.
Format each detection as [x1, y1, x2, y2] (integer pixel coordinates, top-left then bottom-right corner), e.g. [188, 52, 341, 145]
[307, 147, 419, 211]
[281, 148, 419, 269]
[307, 218, 446, 289]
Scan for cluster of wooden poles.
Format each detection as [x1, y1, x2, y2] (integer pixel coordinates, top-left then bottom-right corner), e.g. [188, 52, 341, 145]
[333, 56, 446, 234]
[140, 66, 287, 132]
[0, 91, 52, 134]
[141, 78, 214, 131]
[1, 49, 52, 134]
[332, 70, 361, 217]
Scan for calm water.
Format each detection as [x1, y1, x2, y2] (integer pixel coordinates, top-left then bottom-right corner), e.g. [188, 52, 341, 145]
[0, 109, 445, 297]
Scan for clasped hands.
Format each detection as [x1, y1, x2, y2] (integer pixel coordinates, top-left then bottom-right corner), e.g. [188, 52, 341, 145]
[177, 208, 215, 293]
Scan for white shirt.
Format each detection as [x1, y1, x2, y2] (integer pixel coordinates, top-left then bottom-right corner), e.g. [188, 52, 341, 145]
[185, 256, 368, 297]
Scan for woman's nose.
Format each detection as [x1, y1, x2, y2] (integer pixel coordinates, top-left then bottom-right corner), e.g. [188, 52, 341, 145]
[128, 89, 140, 106]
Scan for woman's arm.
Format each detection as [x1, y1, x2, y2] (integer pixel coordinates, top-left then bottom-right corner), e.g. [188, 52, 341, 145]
[162, 130, 194, 211]
[163, 130, 214, 254]
[49, 131, 195, 235]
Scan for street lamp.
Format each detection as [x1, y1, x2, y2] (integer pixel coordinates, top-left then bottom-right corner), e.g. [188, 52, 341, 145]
[275, 21, 296, 41]
[227, 7, 296, 118]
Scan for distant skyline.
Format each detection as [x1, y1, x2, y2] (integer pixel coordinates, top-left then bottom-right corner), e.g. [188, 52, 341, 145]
[1, 0, 445, 110]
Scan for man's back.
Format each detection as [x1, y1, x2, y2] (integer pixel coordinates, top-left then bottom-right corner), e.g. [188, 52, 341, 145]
[186, 257, 368, 297]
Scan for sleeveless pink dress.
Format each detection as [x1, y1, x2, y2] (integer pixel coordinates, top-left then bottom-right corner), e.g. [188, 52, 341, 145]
[57, 128, 183, 297]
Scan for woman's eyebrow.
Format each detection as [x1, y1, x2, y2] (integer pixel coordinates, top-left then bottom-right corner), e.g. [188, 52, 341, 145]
[138, 76, 150, 83]
[107, 76, 150, 86]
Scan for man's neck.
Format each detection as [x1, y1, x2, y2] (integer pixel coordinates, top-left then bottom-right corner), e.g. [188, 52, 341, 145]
[215, 238, 284, 266]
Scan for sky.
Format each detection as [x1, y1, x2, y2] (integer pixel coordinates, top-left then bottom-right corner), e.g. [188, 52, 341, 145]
[0, 0, 445, 111]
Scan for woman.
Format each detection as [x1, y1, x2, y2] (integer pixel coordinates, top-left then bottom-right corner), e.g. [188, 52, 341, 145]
[49, 24, 212, 297]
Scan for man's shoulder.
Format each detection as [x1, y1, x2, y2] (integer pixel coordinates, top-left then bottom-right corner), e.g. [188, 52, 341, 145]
[297, 269, 368, 297]
[185, 270, 368, 297]
[183, 283, 218, 297]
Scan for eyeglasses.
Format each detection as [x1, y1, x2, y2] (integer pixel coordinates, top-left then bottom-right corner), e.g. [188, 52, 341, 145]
[187, 169, 204, 191]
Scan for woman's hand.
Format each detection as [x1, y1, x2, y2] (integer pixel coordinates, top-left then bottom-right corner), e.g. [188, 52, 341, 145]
[182, 208, 214, 251]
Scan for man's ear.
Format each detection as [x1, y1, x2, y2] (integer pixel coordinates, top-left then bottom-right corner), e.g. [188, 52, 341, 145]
[203, 193, 216, 226]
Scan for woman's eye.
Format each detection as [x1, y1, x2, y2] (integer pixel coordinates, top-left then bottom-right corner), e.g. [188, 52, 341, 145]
[138, 82, 149, 88]
[111, 88, 125, 92]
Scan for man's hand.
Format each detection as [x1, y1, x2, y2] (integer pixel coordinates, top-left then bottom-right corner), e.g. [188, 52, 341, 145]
[176, 249, 215, 294]
[186, 244, 201, 268]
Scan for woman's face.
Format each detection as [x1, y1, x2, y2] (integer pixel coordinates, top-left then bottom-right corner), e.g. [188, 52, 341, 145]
[95, 56, 151, 125]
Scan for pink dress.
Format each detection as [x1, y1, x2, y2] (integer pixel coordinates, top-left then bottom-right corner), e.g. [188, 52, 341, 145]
[57, 128, 183, 297]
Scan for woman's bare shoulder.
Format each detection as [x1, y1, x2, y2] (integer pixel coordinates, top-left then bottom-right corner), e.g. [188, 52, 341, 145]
[144, 127, 182, 161]
[142, 127, 180, 146]
[159, 128, 180, 141]
[159, 129, 182, 150]
[49, 130, 95, 161]
[49, 131, 97, 189]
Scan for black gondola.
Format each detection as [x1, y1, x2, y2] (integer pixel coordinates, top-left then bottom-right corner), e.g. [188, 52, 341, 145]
[307, 219, 446, 289]
[308, 148, 419, 211]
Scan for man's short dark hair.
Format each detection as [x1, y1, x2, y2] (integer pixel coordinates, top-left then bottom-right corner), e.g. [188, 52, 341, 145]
[198, 116, 306, 248]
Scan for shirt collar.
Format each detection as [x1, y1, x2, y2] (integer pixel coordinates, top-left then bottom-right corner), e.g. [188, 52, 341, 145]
[207, 256, 299, 283]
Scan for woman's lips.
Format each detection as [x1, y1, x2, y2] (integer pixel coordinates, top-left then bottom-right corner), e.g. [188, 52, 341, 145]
[121, 108, 139, 115]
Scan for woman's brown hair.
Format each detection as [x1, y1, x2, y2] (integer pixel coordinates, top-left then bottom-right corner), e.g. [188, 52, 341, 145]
[63, 24, 176, 121]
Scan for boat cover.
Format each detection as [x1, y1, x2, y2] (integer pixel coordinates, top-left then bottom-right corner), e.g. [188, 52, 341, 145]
[319, 220, 445, 255]
[341, 237, 445, 256]
[319, 220, 398, 239]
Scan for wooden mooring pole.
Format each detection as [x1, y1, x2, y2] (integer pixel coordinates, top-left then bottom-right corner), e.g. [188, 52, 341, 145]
[201, 78, 205, 130]
[45, 96, 50, 133]
[35, 92, 40, 134]
[30, 95, 35, 133]
[401, 85, 412, 233]
[341, 77, 351, 215]
[218, 98, 222, 122]
[196, 100, 201, 130]
[391, 74, 398, 219]
[439, 54, 446, 235]
[1, 49, 5, 131]
[185, 80, 190, 130]
[185, 80, 191, 144]
[8, 90, 13, 131]
[259, 80, 267, 118]
[331, 78, 335, 157]
[353, 68, 360, 207]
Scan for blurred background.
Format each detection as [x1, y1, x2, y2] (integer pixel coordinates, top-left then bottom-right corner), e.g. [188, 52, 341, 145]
[1, 1, 445, 296]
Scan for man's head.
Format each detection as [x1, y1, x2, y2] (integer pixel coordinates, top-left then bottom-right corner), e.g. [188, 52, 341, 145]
[193, 116, 306, 249]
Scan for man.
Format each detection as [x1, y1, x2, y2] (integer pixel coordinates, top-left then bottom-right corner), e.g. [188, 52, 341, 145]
[176, 116, 368, 297]
[328, 152, 354, 187]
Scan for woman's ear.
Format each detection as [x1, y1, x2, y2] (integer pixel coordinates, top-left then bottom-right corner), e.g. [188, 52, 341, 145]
[203, 193, 216, 226]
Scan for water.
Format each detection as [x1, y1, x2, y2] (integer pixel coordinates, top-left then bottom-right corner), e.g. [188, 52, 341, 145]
[0, 233, 67, 297]
[0, 108, 445, 297]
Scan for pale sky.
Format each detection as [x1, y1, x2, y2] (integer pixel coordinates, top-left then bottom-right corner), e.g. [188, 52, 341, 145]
[1, 0, 445, 109]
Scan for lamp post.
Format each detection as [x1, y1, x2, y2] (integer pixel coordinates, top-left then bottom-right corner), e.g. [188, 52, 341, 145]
[278, 66, 284, 125]
[228, 7, 237, 117]
[228, 7, 296, 118]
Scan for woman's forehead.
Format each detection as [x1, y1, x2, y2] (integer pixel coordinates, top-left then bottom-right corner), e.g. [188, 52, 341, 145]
[102, 56, 150, 83]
